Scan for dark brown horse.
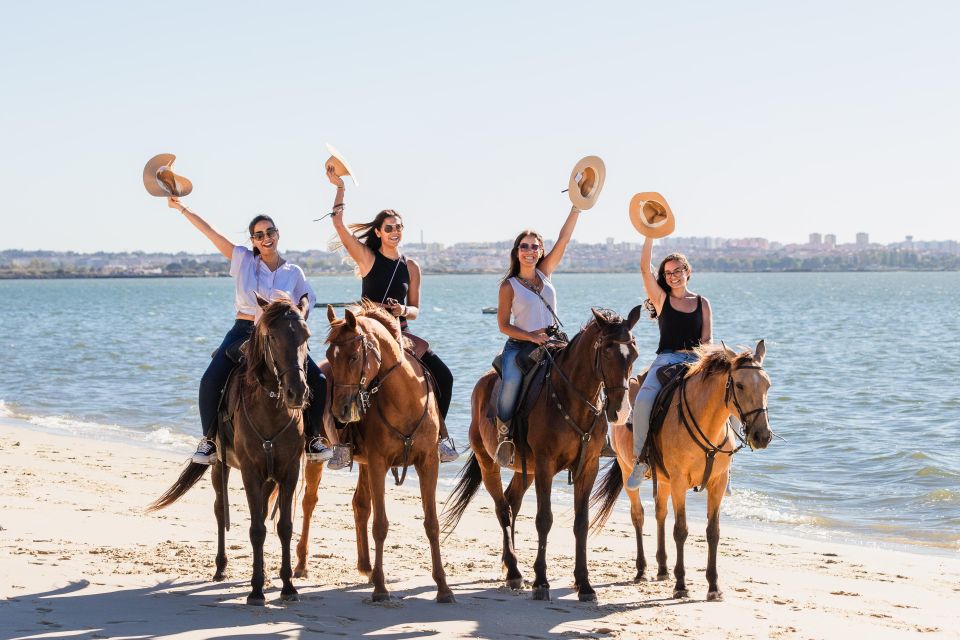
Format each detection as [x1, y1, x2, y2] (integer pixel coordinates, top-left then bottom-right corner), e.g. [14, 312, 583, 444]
[148, 295, 311, 606]
[442, 307, 641, 602]
[296, 302, 453, 603]
[592, 341, 772, 601]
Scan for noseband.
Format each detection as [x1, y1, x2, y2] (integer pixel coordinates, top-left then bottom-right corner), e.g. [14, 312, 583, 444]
[725, 364, 768, 443]
[261, 311, 308, 402]
[330, 330, 403, 415]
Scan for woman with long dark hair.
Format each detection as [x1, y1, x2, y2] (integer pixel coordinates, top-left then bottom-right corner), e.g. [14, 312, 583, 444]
[624, 234, 713, 489]
[165, 196, 332, 464]
[323, 167, 458, 469]
[492, 205, 581, 466]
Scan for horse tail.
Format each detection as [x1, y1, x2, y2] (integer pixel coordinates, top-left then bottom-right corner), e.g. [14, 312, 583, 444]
[146, 461, 209, 512]
[589, 458, 623, 534]
[440, 452, 483, 539]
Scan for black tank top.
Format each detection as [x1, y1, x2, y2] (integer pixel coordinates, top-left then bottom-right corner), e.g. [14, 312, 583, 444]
[361, 252, 410, 328]
[657, 295, 703, 354]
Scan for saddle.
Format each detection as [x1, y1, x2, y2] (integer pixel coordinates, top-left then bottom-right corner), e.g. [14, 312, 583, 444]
[635, 362, 690, 477]
[490, 343, 552, 421]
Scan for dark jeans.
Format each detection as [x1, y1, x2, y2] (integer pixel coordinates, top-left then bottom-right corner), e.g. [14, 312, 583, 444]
[420, 349, 453, 420]
[198, 319, 326, 440]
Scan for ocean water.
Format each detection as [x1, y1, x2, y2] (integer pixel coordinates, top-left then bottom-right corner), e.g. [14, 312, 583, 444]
[0, 273, 957, 553]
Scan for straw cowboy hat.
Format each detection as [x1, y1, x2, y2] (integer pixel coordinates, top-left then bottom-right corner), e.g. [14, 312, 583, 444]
[629, 192, 675, 238]
[142, 154, 193, 198]
[326, 143, 359, 186]
[567, 155, 606, 210]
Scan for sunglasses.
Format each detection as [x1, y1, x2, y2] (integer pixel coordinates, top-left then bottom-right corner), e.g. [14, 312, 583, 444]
[518, 243, 541, 252]
[382, 223, 404, 233]
[664, 266, 688, 277]
[251, 227, 279, 241]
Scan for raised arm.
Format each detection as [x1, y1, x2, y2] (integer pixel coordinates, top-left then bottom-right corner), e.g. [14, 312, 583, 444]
[167, 197, 234, 259]
[326, 166, 375, 276]
[640, 236, 665, 314]
[537, 205, 581, 276]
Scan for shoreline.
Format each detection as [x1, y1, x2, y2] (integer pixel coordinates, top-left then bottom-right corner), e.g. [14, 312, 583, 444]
[2, 418, 959, 638]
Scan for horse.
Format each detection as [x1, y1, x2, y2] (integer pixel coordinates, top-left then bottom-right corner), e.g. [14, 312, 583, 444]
[591, 340, 772, 601]
[442, 307, 641, 602]
[295, 301, 454, 603]
[148, 294, 312, 606]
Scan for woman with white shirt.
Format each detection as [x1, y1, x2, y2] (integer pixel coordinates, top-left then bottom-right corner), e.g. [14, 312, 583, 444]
[493, 205, 581, 466]
[166, 197, 332, 465]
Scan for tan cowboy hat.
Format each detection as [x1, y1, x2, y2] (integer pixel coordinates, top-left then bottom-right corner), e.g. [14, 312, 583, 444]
[325, 143, 359, 186]
[567, 155, 606, 210]
[629, 192, 675, 238]
[143, 153, 193, 198]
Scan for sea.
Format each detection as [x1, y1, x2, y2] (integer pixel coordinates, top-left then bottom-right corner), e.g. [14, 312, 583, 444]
[0, 272, 957, 554]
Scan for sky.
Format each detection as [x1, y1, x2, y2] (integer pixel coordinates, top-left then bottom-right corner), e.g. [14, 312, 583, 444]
[1, 1, 958, 253]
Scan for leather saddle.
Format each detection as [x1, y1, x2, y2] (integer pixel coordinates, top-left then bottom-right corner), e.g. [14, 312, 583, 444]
[489, 343, 556, 420]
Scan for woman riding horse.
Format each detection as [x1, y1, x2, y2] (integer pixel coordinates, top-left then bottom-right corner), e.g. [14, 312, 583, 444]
[322, 167, 457, 468]
[164, 197, 331, 464]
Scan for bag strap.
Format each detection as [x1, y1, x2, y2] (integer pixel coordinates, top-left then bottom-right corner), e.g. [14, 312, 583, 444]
[516, 275, 563, 327]
[379, 254, 404, 304]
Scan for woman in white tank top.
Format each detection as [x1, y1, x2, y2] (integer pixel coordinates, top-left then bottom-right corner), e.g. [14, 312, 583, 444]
[492, 204, 582, 466]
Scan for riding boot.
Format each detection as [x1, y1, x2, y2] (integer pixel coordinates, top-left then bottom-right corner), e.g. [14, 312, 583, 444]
[494, 417, 515, 467]
[600, 435, 616, 458]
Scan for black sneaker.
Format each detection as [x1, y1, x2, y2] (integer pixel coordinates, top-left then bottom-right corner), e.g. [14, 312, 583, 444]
[192, 437, 217, 465]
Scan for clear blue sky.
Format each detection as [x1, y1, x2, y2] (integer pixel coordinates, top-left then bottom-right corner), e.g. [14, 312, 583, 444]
[2, 1, 957, 253]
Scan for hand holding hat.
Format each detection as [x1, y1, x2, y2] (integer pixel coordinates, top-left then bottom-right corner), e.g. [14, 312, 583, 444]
[325, 143, 359, 187]
[629, 192, 675, 238]
[143, 154, 193, 198]
[566, 155, 606, 210]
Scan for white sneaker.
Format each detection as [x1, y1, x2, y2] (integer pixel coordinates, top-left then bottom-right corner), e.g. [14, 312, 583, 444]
[192, 437, 217, 465]
[625, 458, 648, 491]
[305, 437, 334, 463]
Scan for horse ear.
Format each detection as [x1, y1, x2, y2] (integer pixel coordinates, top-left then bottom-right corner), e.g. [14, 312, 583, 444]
[344, 308, 358, 330]
[626, 304, 643, 330]
[721, 340, 737, 358]
[754, 339, 766, 364]
[256, 292, 270, 310]
[591, 307, 607, 325]
[326, 304, 337, 323]
[297, 295, 310, 318]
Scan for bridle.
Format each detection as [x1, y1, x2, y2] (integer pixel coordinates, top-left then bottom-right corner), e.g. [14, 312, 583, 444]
[260, 310, 308, 404]
[725, 364, 768, 443]
[329, 330, 401, 415]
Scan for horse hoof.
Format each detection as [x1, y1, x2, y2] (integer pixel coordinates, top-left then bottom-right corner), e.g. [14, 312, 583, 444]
[633, 574, 648, 583]
[707, 590, 724, 602]
[246, 595, 266, 606]
[437, 592, 456, 604]
[656, 573, 670, 582]
[578, 590, 597, 602]
[293, 568, 307, 579]
[280, 591, 300, 602]
[212, 572, 225, 582]
[372, 591, 391, 602]
[505, 578, 523, 590]
[673, 589, 689, 599]
[532, 587, 550, 601]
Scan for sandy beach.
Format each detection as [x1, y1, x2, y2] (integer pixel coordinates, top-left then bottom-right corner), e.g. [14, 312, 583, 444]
[2, 419, 958, 640]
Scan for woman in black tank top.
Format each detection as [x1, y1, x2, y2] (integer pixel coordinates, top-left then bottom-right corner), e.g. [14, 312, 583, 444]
[323, 167, 459, 468]
[625, 235, 714, 490]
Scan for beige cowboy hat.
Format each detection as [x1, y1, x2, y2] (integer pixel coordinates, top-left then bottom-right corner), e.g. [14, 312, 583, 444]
[630, 192, 675, 238]
[325, 143, 359, 186]
[567, 155, 606, 210]
[143, 153, 193, 198]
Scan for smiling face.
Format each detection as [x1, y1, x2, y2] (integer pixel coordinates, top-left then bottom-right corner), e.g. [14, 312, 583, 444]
[375, 215, 404, 250]
[250, 219, 280, 257]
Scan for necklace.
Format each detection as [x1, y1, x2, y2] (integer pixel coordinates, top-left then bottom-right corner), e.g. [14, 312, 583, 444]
[516, 274, 542, 293]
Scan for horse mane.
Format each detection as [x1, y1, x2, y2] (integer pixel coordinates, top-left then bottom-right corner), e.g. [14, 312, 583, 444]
[325, 298, 403, 344]
[555, 309, 625, 365]
[685, 343, 755, 380]
[245, 297, 301, 387]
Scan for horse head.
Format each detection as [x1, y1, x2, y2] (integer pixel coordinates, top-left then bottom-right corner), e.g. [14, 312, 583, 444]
[727, 339, 772, 450]
[325, 304, 387, 423]
[590, 305, 642, 421]
[247, 293, 312, 409]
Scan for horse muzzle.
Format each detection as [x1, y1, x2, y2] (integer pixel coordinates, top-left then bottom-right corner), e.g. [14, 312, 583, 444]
[332, 395, 363, 424]
[746, 417, 773, 450]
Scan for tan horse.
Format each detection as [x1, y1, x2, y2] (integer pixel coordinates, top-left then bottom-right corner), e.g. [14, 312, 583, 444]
[443, 307, 641, 602]
[296, 302, 454, 603]
[592, 340, 772, 601]
[149, 295, 311, 605]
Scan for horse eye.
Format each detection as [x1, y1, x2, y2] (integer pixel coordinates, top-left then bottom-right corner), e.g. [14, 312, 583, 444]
[736, 383, 744, 390]
[350, 353, 360, 363]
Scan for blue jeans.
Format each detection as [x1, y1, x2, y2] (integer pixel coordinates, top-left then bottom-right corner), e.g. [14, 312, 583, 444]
[631, 350, 699, 457]
[496, 338, 535, 422]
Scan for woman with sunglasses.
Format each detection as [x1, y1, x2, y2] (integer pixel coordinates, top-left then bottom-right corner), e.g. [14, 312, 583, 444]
[323, 168, 458, 469]
[624, 234, 713, 490]
[166, 196, 333, 465]
[492, 205, 581, 466]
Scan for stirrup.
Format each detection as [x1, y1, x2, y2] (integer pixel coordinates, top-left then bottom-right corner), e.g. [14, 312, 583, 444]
[305, 436, 334, 463]
[438, 437, 459, 463]
[494, 438, 515, 467]
[327, 443, 354, 471]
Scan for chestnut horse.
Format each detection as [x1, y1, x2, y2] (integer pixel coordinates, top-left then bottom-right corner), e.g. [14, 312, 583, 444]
[296, 302, 453, 603]
[591, 340, 772, 601]
[149, 295, 311, 605]
[442, 307, 641, 602]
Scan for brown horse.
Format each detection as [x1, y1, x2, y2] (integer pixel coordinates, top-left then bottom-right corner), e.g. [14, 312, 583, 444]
[148, 295, 311, 606]
[296, 302, 454, 603]
[442, 307, 641, 602]
[591, 340, 772, 601]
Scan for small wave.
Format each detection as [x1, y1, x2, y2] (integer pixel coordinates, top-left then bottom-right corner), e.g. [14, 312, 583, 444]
[917, 465, 959, 480]
[721, 489, 830, 527]
[909, 451, 931, 461]
[922, 488, 960, 504]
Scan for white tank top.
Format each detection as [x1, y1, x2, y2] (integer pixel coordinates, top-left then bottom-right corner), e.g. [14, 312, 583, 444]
[508, 269, 557, 332]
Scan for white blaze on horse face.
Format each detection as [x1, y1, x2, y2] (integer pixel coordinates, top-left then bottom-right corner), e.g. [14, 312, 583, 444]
[332, 345, 340, 359]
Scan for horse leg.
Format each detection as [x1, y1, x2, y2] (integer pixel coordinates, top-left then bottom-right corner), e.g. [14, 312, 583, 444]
[669, 481, 689, 598]
[294, 460, 323, 578]
[365, 457, 391, 601]
[505, 471, 533, 553]
[622, 476, 647, 582]
[654, 481, 670, 581]
[572, 459, 599, 602]
[212, 462, 229, 581]
[278, 469, 300, 602]
[353, 465, 373, 580]
[241, 470, 271, 606]
[476, 448, 522, 588]
[416, 456, 455, 603]
[705, 471, 727, 601]
[531, 460, 555, 601]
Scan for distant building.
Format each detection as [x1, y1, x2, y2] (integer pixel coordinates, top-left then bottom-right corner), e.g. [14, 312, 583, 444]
[824, 234, 836, 248]
[856, 232, 869, 246]
[809, 233, 822, 246]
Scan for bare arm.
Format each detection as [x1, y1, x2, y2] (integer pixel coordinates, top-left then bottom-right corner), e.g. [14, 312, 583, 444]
[700, 296, 713, 344]
[538, 205, 581, 276]
[387, 258, 421, 321]
[497, 281, 549, 345]
[326, 167, 375, 276]
[167, 197, 235, 259]
[640, 236, 665, 314]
